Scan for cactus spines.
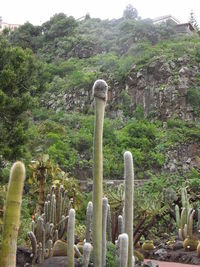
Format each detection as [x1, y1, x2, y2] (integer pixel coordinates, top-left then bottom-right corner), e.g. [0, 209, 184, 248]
[82, 242, 92, 267]
[86, 201, 93, 242]
[92, 79, 108, 267]
[67, 208, 75, 267]
[119, 233, 129, 267]
[0, 161, 26, 267]
[118, 215, 123, 235]
[107, 204, 112, 242]
[123, 151, 134, 267]
[102, 197, 108, 267]
[28, 231, 37, 264]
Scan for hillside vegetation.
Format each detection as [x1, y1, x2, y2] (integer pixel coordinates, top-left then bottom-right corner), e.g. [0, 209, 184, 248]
[0, 10, 200, 184]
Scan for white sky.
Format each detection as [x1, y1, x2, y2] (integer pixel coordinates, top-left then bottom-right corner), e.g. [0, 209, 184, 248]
[1, 0, 200, 25]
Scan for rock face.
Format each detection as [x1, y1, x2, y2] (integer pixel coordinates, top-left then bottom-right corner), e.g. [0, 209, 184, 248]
[44, 55, 199, 122]
[126, 56, 199, 121]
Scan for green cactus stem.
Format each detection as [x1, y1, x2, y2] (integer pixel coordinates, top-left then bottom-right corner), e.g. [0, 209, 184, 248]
[74, 245, 81, 258]
[67, 208, 75, 267]
[102, 197, 108, 267]
[119, 233, 129, 267]
[42, 227, 45, 261]
[82, 242, 92, 267]
[58, 185, 64, 223]
[197, 209, 200, 231]
[123, 151, 134, 267]
[175, 205, 180, 230]
[92, 79, 108, 267]
[28, 231, 37, 264]
[118, 215, 123, 235]
[32, 220, 35, 233]
[0, 161, 26, 267]
[48, 239, 53, 257]
[86, 201, 93, 242]
[38, 242, 43, 264]
[188, 210, 195, 237]
[107, 204, 112, 242]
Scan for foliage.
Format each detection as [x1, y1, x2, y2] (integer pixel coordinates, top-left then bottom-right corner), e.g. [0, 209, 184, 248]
[106, 242, 119, 267]
[123, 4, 138, 20]
[187, 87, 200, 115]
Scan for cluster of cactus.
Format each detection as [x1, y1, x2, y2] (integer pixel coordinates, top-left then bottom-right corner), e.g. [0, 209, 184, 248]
[0, 80, 135, 267]
[27, 184, 71, 264]
[175, 187, 195, 240]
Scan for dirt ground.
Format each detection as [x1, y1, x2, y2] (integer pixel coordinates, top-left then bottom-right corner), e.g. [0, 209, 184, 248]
[144, 259, 198, 267]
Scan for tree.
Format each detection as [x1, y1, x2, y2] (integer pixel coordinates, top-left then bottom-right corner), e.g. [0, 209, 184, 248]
[42, 13, 78, 41]
[0, 36, 39, 163]
[123, 4, 138, 20]
[9, 22, 42, 52]
[189, 10, 199, 33]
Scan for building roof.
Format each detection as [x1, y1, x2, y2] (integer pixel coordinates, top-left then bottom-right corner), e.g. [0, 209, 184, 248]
[176, 22, 195, 31]
[153, 14, 180, 24]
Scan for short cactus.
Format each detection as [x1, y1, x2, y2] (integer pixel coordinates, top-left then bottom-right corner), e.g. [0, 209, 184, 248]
[86, 201, 93, 242]
[82, 242, 92, 267]
[119, 233, 129, 267]
[27, 231, 37, 265]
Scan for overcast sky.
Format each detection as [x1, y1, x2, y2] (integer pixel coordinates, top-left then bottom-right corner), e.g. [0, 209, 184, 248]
[1, 0, 200, 25]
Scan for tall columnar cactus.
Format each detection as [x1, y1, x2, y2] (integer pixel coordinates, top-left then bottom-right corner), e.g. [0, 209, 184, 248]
[119, 233, 129, 267]
[82, 242, 92, 267]
[123, 151, 134, 267]
[67, 208, 75, 267]
[92, 79, 108, 267]
[102, 197, 108, 267]
[0, 161, 26, 267]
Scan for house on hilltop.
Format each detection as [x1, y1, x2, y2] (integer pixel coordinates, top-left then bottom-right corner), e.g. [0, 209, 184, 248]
[153, 14, 195, 35]
[153, 14, 180, 25]
[0, 17, 20, 32]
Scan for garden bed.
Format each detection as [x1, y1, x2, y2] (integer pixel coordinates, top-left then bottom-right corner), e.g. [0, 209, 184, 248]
[142, 241, 200, 265]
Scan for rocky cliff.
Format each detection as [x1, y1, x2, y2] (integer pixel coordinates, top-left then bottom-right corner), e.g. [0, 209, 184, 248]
[126, 55, 199, 121]
[45, 55, 199, 121]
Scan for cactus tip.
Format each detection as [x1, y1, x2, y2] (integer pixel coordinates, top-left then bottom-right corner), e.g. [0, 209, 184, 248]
[10, 161, 25, 178]
[92, 79, 108, 101]
[124, 151, 133, 160]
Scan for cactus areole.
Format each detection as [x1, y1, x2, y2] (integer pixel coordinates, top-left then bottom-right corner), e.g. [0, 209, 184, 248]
[0, 162, 26, 267]
[92, 79, 108, 267]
